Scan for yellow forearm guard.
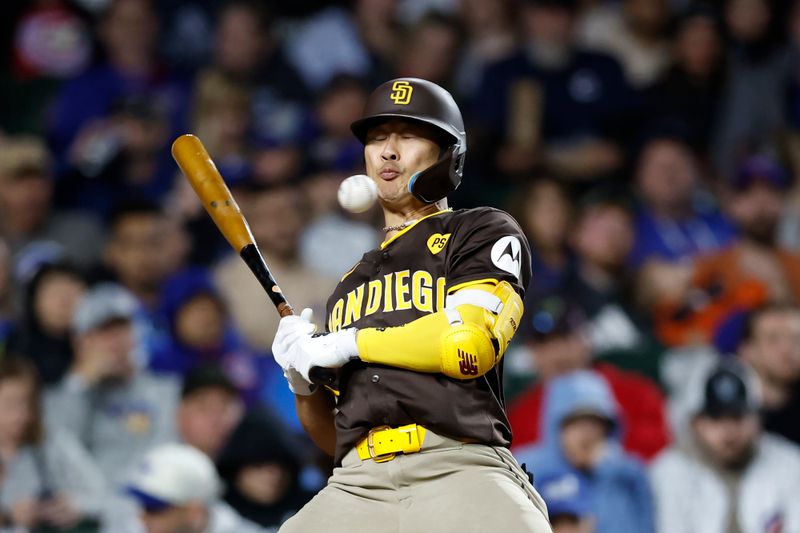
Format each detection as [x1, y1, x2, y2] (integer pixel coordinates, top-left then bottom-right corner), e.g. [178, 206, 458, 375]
[357, 281, 523, 380]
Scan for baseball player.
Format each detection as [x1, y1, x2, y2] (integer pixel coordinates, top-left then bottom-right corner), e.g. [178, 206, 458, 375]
[272, 78, 552, 532]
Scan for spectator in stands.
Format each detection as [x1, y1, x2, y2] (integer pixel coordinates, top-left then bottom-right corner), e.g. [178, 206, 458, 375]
[49, 0, 190, 210]
[509, 294, 669, 461]
[0, 357, 106, 531]
[396, 12, 464, 91]
[7, 263, 86, 385]
[578, 0, 672, 89]
[737, 303, 800, 445]
[150, 269, 268, 405]
[1, 1, 93, 135]
[535, 470, 595, 533]
[515, 371, 655, 533]
[45, 284, 179, 485]
[284, 0, 398, 92]
[711, 0, 791, 178]
[694, 155, 800, 302]
[298, 76, 381, 281]
[175, 366, 244, 461]
[517, 177, 574, 298]
[212, 0, 309, 147]
[650, 361, 800, 532]
[644, 4, 726, 157]
[305, 74, 368, 174]
[646, 154, 800, 346]
[471, 0, 633, 181]
[190, 69, 251, 168]
[217, 408, 314, 530]
[555, 187, 644, 345]
[125, 443, 266, 533]
[0, 135, 104, 271]
[629, 131, 736, 269]
[214, 184, 336, 349]
[102, 200, 186, 312]
[454, 0, 518, 97]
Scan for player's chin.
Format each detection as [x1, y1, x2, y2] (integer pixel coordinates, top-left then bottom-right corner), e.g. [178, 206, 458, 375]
[377, 181, 408, 203]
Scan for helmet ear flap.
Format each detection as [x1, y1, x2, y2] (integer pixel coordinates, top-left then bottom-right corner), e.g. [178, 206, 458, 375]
[408, 146, 463, 203]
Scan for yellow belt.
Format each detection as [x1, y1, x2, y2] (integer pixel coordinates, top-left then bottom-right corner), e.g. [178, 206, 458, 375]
[355, 424, 427, 463]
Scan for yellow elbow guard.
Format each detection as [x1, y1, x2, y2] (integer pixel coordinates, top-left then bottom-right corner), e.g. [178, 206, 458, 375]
[440, 312, 496, 379]
[440, 281, 524, 380]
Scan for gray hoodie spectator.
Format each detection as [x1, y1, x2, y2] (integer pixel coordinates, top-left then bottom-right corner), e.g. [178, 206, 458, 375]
[44, 283, 179, 486]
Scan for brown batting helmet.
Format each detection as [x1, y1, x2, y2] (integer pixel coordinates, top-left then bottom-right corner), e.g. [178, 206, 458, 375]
[350, 78, 466, 203]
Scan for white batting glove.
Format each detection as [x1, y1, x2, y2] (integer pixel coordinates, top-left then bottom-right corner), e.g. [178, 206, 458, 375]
[272, 308, 317, 395]
[291, 326, 360, 382]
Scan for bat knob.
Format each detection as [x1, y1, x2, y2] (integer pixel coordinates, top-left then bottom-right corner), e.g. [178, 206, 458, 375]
[309, 366, 337, 386]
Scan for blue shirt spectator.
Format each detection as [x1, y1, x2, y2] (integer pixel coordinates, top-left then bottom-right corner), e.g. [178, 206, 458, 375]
[47, 0, 191, 214]
[629, 132, 736, 268]
[149, 268, 270, 407]
[515, 370, 655, 533]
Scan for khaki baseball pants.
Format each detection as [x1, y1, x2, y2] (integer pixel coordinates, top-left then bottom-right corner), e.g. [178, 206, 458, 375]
[280, 431, 552, 532]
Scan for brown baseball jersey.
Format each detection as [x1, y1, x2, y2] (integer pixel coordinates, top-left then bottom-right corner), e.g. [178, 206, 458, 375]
[325, 207, 532, 464]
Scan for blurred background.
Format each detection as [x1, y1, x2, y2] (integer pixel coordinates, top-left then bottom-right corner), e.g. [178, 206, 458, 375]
[1, 0, 800, 532]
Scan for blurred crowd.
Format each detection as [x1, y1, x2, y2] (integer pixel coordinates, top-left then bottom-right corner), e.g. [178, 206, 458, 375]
[2, 0, 800, 532]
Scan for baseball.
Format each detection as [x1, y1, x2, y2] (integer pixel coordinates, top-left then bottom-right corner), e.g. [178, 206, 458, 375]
[338, 174, 378, 213]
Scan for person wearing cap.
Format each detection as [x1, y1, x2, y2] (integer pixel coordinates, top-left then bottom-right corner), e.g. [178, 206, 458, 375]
[0, 134, 104, 272]
[536, 471, 594, 533]
[272, 78, 550, 531]
[515, 370, 655, 533]
[650, 361, 800, 533]
[44, 283, 180, 485]
[124, 443, 266, 533]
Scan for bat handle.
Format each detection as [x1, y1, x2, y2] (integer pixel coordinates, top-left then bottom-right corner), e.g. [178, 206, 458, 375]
[240, 246, 338, 386]
[310, 366, 337, 386]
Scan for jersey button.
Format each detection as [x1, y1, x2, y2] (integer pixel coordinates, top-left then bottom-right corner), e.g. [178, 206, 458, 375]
[382, 251, 390, 260]
[371, 374, 380, 383]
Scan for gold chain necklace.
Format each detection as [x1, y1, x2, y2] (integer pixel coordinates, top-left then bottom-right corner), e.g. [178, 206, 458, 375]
[382, 220, 417, 232]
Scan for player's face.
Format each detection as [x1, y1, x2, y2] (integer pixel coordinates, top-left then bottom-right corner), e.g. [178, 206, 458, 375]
[364, 119, 441, 207]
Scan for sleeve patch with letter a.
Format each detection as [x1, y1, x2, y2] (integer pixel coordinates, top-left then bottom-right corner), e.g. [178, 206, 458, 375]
[490, 236, 522, 280]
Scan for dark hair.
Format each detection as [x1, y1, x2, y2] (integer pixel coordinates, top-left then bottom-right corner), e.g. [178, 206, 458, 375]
[510, 175, 573, 238]
[218, 0, 271, 33]
[181, 365, 239, 399]
[575, 185, 635, 221]
[741, 302, 800, 343]
[107, 198, 164, 230]
[0, 356, 44, 445]
[23, 262, 85, 328]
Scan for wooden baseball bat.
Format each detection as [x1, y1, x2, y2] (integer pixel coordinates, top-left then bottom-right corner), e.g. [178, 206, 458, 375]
[171, 134, 335, 386]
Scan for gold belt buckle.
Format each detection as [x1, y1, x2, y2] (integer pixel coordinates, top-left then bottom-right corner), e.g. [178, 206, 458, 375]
[367, 425, 396, 463]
